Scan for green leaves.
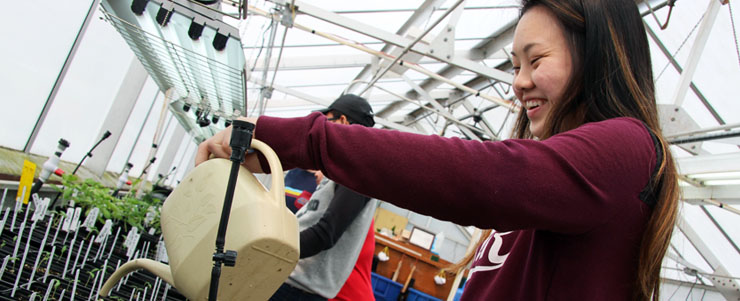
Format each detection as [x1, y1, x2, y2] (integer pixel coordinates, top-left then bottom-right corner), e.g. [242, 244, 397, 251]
[54, 173, 164, 234]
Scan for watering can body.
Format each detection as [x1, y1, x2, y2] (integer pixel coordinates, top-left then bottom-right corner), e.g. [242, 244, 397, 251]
[100, 140, 299, 300]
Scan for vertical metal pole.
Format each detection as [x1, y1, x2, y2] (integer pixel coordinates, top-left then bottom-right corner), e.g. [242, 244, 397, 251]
[24, 0, 101, 153]
[258, 19, 279, 115]
[122, 91, 160, 174]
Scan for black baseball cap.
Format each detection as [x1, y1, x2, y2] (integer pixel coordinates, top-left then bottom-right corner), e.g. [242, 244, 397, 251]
[318, 94, 375, 127]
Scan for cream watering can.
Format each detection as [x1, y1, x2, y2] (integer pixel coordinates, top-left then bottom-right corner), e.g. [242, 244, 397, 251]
[100, 139, 299, 300]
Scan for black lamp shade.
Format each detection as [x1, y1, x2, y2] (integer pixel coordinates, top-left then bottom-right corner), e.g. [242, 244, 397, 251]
[213, 32, 228, 51]
[131, 0, 148, 15]
[188, 21, 204, 40]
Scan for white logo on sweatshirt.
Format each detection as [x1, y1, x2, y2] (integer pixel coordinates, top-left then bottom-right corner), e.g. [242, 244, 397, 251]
[468, 231, 512, 276]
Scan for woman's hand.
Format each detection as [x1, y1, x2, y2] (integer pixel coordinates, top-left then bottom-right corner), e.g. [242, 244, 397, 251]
[195, 116, 261, 169]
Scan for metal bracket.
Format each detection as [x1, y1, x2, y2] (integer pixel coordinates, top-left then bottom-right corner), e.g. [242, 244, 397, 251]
[280, 3, 295, 28]
[658, 104, 705, 155]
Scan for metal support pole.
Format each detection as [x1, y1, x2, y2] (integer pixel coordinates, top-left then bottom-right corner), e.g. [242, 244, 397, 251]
[671, 0, 722, 107]
[24, 0, 101, 153]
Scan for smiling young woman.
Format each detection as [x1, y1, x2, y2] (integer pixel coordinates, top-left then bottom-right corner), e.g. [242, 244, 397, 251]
[196, 0, 679, 300]
[506, 0, 679, 299]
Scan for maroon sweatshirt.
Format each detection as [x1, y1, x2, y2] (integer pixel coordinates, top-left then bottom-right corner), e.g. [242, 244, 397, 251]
[255, 113, 656, 300]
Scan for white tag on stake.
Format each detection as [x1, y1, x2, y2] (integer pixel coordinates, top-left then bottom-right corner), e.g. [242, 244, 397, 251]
[82, 207, 99, 230]
[70, 207, 81, 231]
[95, 220, 113, 243]
[62, 207, 74, 232]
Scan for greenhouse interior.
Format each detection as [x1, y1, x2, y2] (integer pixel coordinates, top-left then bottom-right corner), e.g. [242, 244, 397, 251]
[1, 0, 739, 300]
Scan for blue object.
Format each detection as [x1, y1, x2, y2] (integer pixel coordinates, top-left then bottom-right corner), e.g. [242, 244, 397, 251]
[284, 169, 317, 213]
[371, 272, 403, 301]
[407, 288, 441, 301]
[453, 287, 464, 301]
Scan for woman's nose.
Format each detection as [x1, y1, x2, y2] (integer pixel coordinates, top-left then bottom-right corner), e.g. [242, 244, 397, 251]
[513, 68, 534, 92]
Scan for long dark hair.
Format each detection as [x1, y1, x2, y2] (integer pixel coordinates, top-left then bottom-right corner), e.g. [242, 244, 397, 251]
[455, 1, 679, 300]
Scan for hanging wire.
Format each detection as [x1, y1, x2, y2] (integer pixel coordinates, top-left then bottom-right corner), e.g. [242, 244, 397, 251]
[728, 0, 740, 71]
[655, 12, 706, 82]
[268, 1, 295, 88]
[249, 21, 274, 73]
[667, 280, 683, 300]
[684, 276, 698, 301]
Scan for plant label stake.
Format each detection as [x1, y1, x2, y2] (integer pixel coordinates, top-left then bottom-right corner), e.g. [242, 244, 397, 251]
[10, 198, 28, 232]
[27, 215, 54, 289]
[70, 207, 82, 232]
[161, 284, 170, 300]
[59, 289, 66, 301]
[142, 241, 150, 259]
[81, 208, 99, 231]
[51, 214, 63, 246]
[123, 250, 140, 285]
[95, 219, 113, 244]
[79, 235, 95, 271]
[11, 207, 32, 264]
[95, 221, 112, 260]
[69, 220, 81, 248]
[30, 292, 38, 300]
[71, 269, 79, 301]
[71, 238, 85, 275]
[0, 188, 7, 208]
[124, 227, 140, 259]
[32, 195, 50, 222]
[43, 279, 55, 301]
[96, 258, 108, 299]
[0, 255, 9, 280]
[155, 240, 168, 263]
[87, 270, 100, 301]
[62, 239, 75, 279]
[114, 259, 123, 292]
[62, 207, 74, 232]
[107, 227, 121, 260]
[95, 235, 106, 261]
[13, 219, 37, 297]
[44, 245, 56, 283]
[0, 209, 9, 237]
[150, 277, 161, 301]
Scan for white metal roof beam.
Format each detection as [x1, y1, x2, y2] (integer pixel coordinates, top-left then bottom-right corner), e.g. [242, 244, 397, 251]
[681, 185, 740, 204]
[249, 54, 373, 71]
[248, 78, 422, 134]
[677, 153, 740, 175]
[671, 0, 722, 107]
[345, 0, 446, 94]
[272, 0, 513, 83]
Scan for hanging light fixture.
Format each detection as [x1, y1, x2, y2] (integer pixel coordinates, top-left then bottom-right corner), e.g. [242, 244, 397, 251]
[100, 0, 248, 142]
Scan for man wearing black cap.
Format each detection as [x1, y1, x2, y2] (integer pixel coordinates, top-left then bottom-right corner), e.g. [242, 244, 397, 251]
[270, 94, 377, 301]
[318, 93, 376, 127]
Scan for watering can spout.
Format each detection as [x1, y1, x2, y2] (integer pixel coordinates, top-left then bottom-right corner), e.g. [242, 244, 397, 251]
[99, 259, 175, 297]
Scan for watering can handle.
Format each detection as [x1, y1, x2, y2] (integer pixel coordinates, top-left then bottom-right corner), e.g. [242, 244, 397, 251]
[250, 139, 285, 207]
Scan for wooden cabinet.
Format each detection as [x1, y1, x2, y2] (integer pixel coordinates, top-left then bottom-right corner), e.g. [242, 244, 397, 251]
[373, 233, 458, 300]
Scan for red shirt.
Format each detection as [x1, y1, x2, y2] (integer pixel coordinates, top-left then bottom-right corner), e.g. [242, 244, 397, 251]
[330, 220, 375, 301]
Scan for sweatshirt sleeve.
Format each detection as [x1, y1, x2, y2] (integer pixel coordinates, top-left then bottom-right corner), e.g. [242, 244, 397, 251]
[255, 113, 656, 234]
